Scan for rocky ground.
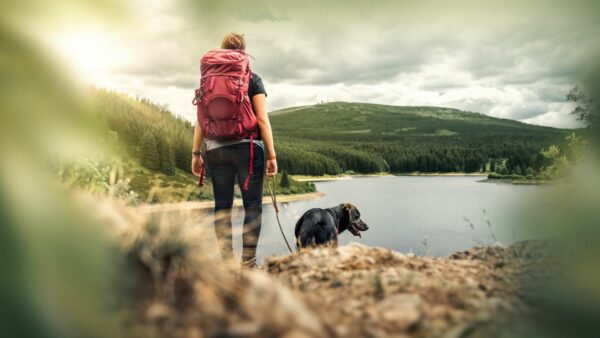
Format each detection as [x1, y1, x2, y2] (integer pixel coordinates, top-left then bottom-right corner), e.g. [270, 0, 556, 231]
[121, 215, 552, 338]
[264, 241, 552, 338]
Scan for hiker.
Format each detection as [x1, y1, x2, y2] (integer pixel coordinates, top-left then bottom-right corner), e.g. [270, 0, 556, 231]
[191, 33, 278, 268]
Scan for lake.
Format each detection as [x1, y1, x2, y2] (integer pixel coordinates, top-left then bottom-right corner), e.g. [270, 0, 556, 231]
[223, 176, 546, 263]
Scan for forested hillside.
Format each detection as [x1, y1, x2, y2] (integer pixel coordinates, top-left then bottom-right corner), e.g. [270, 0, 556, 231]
[83, 89, 313, 203]
[91, 88, 194, 175]
[81, 92, 570, 200]
[270, 102, 570, 175]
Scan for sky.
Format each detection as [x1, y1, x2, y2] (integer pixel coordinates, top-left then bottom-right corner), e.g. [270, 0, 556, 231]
[31, 0, 600, 128]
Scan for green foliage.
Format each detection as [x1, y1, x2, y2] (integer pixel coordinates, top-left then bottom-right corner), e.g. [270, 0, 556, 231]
[140, 129, 161, 171]
[565, 133, 586, 164]
[539, 145, 569, 179]
[280, 170, 290, 188]
[277, 143, 342, 175]
[487, 172, 525, 180]
[270, 102, 569, 175]
[91, 88, 193, 174]
[157, 136, 176, 176]
[525, 167, 535, 178]
[266, 172, 315, 195]
[55, 156, 140, 205]
[514, 165, 522, 176]
[72, 89, 323, 203]
[538, 133, 586, 180]
[567, 86, 598, 132]
[311, 145, 389, 173]
[173, 133, 192, 173]
[138, 126, 176, 175]
[488, 133, 586, 182]
[129, 171, 150, 194]
[495, 163, 509, 175]
[79, 89, 210, 202]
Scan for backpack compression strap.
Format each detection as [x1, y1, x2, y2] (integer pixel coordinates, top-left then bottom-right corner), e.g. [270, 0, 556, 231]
[242, 134, 254, 191]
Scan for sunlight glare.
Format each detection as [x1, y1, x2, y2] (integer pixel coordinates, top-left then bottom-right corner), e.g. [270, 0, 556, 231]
[52, 30, 119, 86]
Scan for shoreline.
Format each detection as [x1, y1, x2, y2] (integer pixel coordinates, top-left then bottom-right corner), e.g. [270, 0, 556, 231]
[482, 178, 550, 185]
[394, 172, 488, 177]
[135, 191, 326, 214]
[293, 172, 488, 181]
[292, 173, 393, 182]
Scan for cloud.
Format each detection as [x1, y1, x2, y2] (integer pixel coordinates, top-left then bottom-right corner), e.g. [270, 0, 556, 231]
[522, 102, 580, 128]
[63, 0, 599, 128]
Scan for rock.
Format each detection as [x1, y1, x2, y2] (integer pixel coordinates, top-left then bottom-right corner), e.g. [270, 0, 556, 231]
[146, 302, 172, 322]
[382, 268, 401, 285]
[241, 271, 328, 338]
[281, 329, 315, 338]
[372, 293, 424, 332]
[225, 322, 261, 336]
[391, 251, 408, 261]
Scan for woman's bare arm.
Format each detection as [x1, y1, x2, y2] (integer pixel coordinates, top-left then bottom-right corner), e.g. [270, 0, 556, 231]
[253, 93, 278, 177]
[193, 121, 203, 153]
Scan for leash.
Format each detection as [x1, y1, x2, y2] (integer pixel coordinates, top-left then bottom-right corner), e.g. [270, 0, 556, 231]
[266, 176, 293, 253]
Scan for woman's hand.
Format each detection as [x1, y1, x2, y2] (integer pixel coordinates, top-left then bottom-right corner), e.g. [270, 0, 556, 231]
[191, 155, 204, 176]
[266, 159, 278, 178]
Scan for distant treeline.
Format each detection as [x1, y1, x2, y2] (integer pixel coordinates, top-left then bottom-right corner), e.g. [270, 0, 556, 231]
[275, 138, 556, 175]
[270, 102, 568, 175]
[92, 88, 193, 175]
[92, 94, 567, 177]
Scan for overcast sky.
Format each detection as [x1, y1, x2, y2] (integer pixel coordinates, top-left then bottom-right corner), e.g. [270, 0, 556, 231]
[43, 0, 600, 128]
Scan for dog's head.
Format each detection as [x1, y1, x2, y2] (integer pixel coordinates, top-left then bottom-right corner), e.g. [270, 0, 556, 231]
[341, 203, 369, 238]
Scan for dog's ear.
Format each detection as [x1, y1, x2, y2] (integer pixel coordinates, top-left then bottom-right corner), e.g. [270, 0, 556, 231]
[342, 203, 355, 219]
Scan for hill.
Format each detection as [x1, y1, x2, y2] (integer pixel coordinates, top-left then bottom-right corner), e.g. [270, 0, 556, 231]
[61, 88, 314, 204]
[269, 102, 571, 175]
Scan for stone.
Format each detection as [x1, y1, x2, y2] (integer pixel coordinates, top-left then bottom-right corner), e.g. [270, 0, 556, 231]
[373, 293, 424, 331]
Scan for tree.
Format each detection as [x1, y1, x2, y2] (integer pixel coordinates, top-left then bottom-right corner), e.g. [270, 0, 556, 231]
[567, 86, 597, 131]
[280, 170, 290, 188]
[525, 167, 535, 178]
[140, 129, 160, 171]
[514, 165, 522, 176]
[158, 138, 176, 176]
[539, 145, 569, 179]
[496, 164, 508, 175]
[173, 132, 193, 171]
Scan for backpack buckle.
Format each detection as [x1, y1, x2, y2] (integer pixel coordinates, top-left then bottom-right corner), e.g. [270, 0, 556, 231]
[192, 88, 203, 105]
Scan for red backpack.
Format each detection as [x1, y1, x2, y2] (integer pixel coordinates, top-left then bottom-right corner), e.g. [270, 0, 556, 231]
[192, 49, 260, 190]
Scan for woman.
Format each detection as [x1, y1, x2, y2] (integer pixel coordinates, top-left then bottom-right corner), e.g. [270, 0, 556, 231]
[191, 33, 277, 268]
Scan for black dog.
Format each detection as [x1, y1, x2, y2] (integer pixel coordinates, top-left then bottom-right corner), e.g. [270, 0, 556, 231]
[294, 203, 368, 249]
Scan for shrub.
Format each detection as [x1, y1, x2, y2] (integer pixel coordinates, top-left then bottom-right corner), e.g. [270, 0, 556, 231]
[525, 167, 535, 179]
[496, 164, 509, 175]
[280, 170, 290, 188]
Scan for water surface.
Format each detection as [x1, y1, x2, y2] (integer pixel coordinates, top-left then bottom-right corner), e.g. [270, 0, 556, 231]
[222, 176, 545, 262]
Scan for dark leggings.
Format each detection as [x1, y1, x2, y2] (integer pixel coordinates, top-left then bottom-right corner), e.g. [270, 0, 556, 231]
[206, 142, 264, 264]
